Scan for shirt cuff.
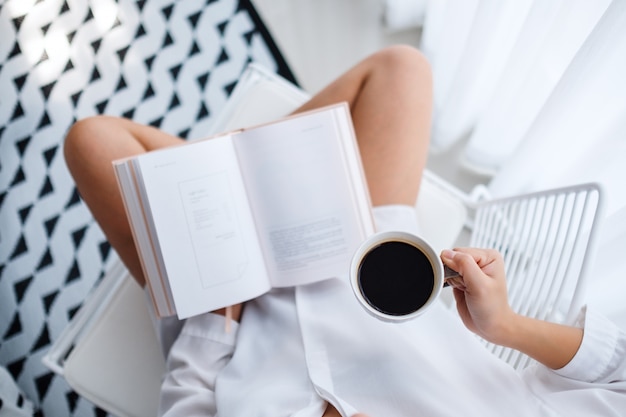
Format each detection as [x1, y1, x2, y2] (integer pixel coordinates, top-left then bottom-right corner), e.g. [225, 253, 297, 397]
[554, 305, 621, 382]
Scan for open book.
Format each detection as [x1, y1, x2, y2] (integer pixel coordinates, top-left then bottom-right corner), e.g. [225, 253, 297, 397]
[113, 103, 375, 319]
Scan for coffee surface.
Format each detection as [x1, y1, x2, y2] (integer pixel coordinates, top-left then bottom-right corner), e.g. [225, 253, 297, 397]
[358, 241, 434, 316]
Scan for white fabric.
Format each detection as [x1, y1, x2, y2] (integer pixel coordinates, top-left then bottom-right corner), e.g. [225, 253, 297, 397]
[487, 0, 626, 199]
[585, 206, 626, 330]
[463, 0, 613, 169]
[158, 205, 626, 417]
[421, 0, 619, 168]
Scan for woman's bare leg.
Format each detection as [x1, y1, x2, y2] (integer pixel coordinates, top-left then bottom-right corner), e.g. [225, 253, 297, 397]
[64, 45, 432, 291]
[64, 117, 184, 286]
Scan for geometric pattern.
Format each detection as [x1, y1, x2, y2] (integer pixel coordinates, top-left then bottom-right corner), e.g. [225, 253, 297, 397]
[0, 0, 296, 415]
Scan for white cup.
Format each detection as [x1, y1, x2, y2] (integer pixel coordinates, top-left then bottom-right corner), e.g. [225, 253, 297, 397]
[350, 231, 459, 322]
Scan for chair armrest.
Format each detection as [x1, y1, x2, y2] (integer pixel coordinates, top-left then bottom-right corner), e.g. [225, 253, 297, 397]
[43, 260, 164, 417]
[63, 275, 164, 417]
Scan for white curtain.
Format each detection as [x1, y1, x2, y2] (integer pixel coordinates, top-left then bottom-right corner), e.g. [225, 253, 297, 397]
[420, 0, 626, 325]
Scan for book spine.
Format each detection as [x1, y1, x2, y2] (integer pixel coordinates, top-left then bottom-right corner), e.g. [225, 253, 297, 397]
[112, 160, 176, 317]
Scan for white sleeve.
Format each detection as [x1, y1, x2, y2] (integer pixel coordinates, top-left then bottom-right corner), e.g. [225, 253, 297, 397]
[159, 313, 238, 417]
[554, 305, 626, 383]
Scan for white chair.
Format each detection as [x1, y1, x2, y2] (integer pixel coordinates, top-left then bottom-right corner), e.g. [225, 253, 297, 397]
[469, 182, 604, 368]
[42, 63, 604, 417]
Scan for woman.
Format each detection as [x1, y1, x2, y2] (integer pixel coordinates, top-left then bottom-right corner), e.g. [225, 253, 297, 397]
[64, 45, 626, 416]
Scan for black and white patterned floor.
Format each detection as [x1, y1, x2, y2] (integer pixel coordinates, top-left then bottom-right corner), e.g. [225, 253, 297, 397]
[0, 0, 295, 415]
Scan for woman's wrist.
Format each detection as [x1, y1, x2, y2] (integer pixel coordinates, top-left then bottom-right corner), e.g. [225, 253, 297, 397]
[483, 309, 522, 348]
[496, 312, 531, 350]
[495, 313, 583, 370]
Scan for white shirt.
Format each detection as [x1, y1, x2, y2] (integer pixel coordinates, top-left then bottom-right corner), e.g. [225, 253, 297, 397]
[158, 206, 626, 417]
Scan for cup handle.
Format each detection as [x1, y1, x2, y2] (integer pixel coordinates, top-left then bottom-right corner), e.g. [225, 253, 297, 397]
[443, 265, 461, 287]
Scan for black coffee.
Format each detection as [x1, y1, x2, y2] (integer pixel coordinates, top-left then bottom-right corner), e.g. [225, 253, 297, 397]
[358, 240, 434, 316]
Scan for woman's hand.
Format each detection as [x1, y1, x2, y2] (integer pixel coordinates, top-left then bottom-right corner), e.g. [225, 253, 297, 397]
[441, 247, 583, 369]
[440, 248, 516, 346]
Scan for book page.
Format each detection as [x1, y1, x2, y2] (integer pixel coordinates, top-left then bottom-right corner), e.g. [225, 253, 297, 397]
[135, 136, 270, 319]
[234, 105, 374, 287]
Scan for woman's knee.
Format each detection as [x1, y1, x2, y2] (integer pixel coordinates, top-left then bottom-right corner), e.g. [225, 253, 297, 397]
[369, 45, 431, 79]
[65, 116, 103, 154]
[64, 115, 118, 172]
